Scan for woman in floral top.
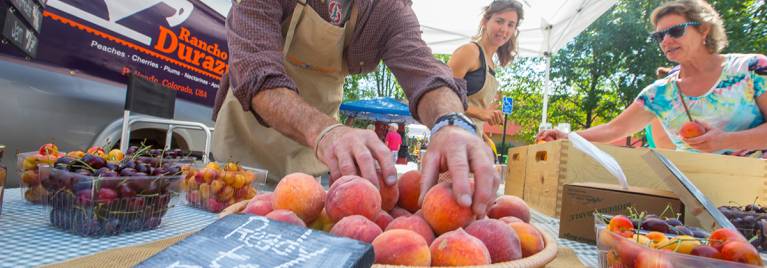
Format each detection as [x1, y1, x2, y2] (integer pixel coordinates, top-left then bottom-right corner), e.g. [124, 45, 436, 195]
[538, 0, 767, 154]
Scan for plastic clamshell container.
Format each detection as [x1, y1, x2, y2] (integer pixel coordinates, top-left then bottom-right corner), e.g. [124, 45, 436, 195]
[181, 163, 267, 213]
[594, 214, 761, 268]
[38, 164, 182, 237]
[17, 151, 61, 204]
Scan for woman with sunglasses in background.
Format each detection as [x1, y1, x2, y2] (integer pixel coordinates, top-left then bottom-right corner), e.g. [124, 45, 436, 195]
[538, 0, 767, 154]
[447, 0, 524, 154]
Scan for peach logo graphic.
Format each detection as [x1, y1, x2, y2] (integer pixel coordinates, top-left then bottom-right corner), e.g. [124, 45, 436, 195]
[47, 0, 193, 46]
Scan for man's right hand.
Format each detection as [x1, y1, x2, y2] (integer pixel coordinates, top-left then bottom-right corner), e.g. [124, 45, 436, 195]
[316, 126, 397, 188]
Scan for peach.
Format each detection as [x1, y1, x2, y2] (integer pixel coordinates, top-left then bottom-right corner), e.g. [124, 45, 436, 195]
[389, 207, 412, 219]
[397, 170, 422, 213]
[421, 182, 474, 235]
[680, 121, 706, 138]
[308, 209, 334, 232]
[378, 173, 399, 211]
[325, 175, 381, 222]
[499, 216, 524, 224]
[330, 215, 382, 243]
[487, 195, 531, 223]
[635, 250, 673, 268]
[266, 209, 306, 227]
[708, 228, 746, 250]
[373, 229, 431, 266]
[430, 228, 491, 266]
[507, 222, 544, 257]
[372, 211, 393, 231]
[386, 215, 435, 245]
[243, 196, 273, 216]
[616, 238, 646, 267]
[272, 173, 326, 224]
[466, 219, 522, 263]
[720, 241, 763, 266]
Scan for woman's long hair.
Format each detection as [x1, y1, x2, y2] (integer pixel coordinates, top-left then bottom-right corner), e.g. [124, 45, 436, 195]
[476, 0, 525, 67]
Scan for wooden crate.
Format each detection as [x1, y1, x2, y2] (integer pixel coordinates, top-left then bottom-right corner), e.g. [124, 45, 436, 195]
[514, 140, 767, 219]
[504, 145, 529, 198]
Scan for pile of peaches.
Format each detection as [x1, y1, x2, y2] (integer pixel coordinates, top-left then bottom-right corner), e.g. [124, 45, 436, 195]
[238, 171, 546, 266]
[599, 214, 763, 267]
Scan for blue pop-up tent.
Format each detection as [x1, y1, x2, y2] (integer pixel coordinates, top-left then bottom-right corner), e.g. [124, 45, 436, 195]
[339, 97, 416, 123]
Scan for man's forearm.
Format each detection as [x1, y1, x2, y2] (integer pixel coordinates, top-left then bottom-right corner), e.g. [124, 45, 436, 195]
[251, 88, 339, 147]
[417, 87, 465, 127]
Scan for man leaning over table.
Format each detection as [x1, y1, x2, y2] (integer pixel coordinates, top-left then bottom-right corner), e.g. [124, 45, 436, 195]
[211, 0, 500, 216]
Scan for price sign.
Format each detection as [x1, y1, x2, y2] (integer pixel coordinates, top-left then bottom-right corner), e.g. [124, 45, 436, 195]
[138, 214, 375, 268]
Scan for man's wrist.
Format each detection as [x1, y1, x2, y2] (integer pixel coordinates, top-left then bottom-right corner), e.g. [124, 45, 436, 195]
[430, 112, 477, 136]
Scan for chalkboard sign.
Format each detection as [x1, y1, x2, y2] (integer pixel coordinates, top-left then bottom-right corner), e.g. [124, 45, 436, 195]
[138, 214, 375, 268]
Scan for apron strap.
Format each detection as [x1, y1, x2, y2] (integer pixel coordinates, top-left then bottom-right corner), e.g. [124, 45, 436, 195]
[344, 1, 359, 48]
[283, 0, 308, 56]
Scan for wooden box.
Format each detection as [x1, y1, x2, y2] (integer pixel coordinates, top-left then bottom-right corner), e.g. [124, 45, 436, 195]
[505, 140, 767, 219]
[504, 145, 529, 198]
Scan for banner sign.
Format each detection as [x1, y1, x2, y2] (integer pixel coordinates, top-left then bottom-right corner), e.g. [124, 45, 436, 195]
[0, 0, 228, 106]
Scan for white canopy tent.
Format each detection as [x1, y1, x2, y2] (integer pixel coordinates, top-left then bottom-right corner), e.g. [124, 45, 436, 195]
[412, 0, 618, 128]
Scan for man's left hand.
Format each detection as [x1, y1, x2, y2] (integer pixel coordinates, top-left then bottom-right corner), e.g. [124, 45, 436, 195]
[418, 126, 499, 217]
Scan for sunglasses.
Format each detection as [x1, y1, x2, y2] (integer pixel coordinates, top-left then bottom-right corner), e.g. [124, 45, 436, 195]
[649, 22, 700, 43]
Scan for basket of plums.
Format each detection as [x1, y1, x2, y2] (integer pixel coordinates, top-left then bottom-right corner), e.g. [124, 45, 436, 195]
[31, 144, 183, 237]
[595, 209, 763, 268]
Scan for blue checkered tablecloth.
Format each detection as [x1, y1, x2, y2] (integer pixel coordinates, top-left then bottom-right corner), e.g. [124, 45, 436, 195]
[0, 188, 218, 268]
[530, 210, 600, 268]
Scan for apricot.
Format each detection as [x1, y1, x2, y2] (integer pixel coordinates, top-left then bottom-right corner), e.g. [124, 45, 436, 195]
[330, 215, 382, 243]
[397, 170, 422, 213]
[486, 195, 531, 223]
[680, 121, 706, 138]
[386, 215, 435, 245]
[325, 175, 381, 222]
[373, 229, 431, 266]
[421, 182, 474, 235]
[272, 173, 326, 223]
[430, 228, 491, 266]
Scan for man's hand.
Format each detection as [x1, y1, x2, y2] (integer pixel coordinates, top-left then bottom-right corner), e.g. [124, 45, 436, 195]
[418, 126, 499, 217]
[316, 126, 397, 188]
[536, 129, 568, 142]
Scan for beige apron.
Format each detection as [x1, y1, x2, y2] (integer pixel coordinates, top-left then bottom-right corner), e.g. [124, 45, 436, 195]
[213, 0, 357, 182]
[467, 42, 500, 135]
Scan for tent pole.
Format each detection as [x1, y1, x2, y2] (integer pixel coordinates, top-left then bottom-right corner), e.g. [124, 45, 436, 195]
[540, 53, 551, 129]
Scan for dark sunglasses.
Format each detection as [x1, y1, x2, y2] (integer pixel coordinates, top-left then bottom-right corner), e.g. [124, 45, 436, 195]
[649, 22, 700, 43]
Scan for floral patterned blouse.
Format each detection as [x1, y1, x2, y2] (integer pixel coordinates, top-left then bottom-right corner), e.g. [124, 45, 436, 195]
[636, 54, 767, 153]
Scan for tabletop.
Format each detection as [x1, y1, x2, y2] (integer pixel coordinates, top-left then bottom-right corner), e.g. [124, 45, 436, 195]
[0, 187, 601, 268]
